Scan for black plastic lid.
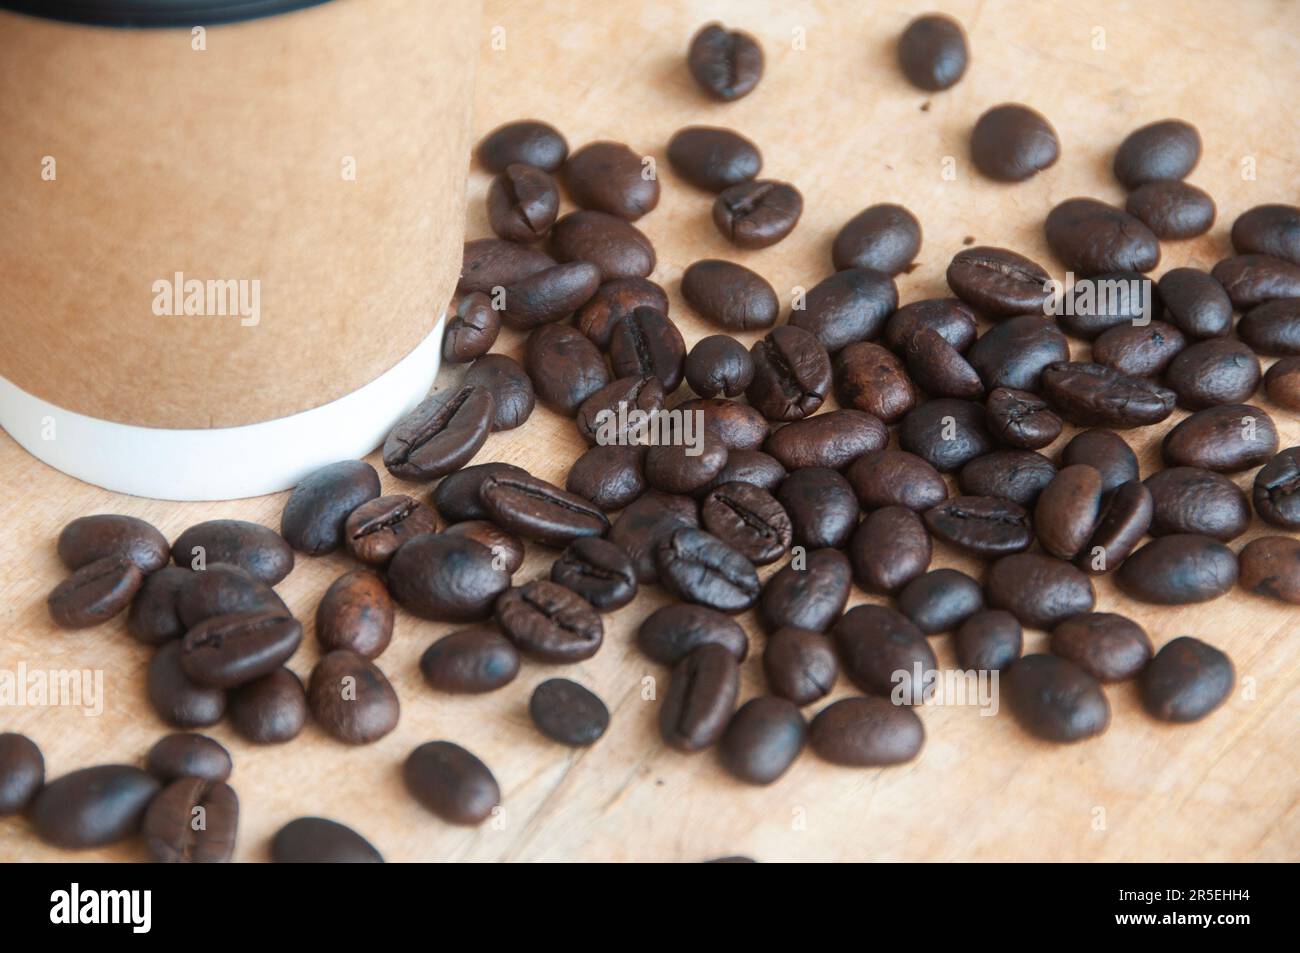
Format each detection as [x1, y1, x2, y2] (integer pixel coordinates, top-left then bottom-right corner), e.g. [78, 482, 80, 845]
[0, 0, 332, 28]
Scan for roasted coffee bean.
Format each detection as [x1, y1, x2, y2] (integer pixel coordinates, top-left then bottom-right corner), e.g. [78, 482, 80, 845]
[954, 610, 1022, 672]
[970, 104, 1059, 181]
[1166, 339, 1260, 408]
[1231, 203, 1300, 265]
[551, 537, 638, 610]
[608, 491, 699, 583]
[57, 514, 169, 573]
[638, 603, 747, 664]
[145, 733, 231, 783]
[477, 119, 567, 173]
[1045, 198, 1160, 275]
[308, 650, 399, 744]
[228, 668, 307, 744]
[667, 125, 762, 191]
[1253, 447, 1300, 528]
[443, 292, 500, 364]
[897, 12, 967, 90]
[1265, 356, 1300, 410]
[656, 528, 760, 612]
[946, 246, 1053, 317]
[764, 410, 886, 472]
[566, 444, 647, 511]
[147, 641, 227, 728]
[482, 471, 610, 548]
[463, 354, 535, 431]
[883, 297, 978, 353]
[833, 342, 917, 423]
[1056, 272, 1161, 339]
[315, 570, 393, 659]
[142, 777, 238, 863]
[433, 462, 527, 523]
[564, 140, 659, 220]
[530, 679, 609, 746]
[577, 277, 669, 348]
[810, 696, 924, 767]
[271, 817, 383, 863]
[387, 533, 510, 621]
[831, 204, 921, 276]
[714, 179, 802, 249]
[1092, 320, 1186, 378]
[281, 460, 380, 555]
[1141, 637, 1234, 723]
[576, 376, 664, 445]
[682, 259, 779, 331]
[687, 22, 763, 101]
[719, 697, 806, 785]
[0, 733, 43, 815]
[758, 548, 851, 633]
[48, 556, 143, 629]
[1239, 535, 1300, 603]
[776, 467, 859, 549]
[487, 163, 558, 242]
[1041, 362, 1175, 427]
[985, 387, 1062, 449]
[550, 210, 655, 281]
[986, 553, 1095, 628]
[906, 327, 983, 398]
[126, 566, 190, 645]
[958, 450, 1057, 507]
[967, 315, 1069, 391]
[763, 628, 838, 705]
[420, 627, 520, 694]
[688, 397, 771, 450]
[382, 386, 495, 482]
[442, 514, 534, 572]
[1006, 655, 1110, 743]
[1077, 479, 1152, 573]
[1118, 534, 1238, 604]
[699, 482, 791, 565]
[833, 604, 936, 700]
[1157, 267, 1232, 339]
[1051, 612, 1151, 683]
[404, 741, 500, 825]
[846, 449, 946, 511]
[1125, 180, 1215, 239]
[172, 566, 283, 637]
[645, 436, 729, 495]
[181, 611, 302, 689]
[849, 506, 932, 594]
[1034, 464, 1104, 560]
[344, 495, 438, 567]
[1113, 119, 1201, 188]
[1238, 298, 1300, 355]
[501, 261, 602, 330]
[1061, 428, 1138, 493]
[791, 267, 900, 353]
[495, 580, 603, 662]
[1162, 403, 1278, 472]
[924, 496, 1033, 557]
[898, 398, 994, 473]
[1211, 254, 1300, 309]
[659, 643, 740, 751]
[30, 765, 160, 849]
[1145, 467, 1250, 541]
[458, 237, 555, 295]
[173, 519, 292, 584]
[685, 335, 754, 398]
[897, 568, 983, 636]
[701, 449, 786, 495]
[525, 322, 611, 415]
[608, 307, 685, 390]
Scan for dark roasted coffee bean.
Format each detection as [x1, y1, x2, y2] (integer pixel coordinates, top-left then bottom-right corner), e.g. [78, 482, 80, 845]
[420, 626, 520, 694]
[1055, 272, 1161, 338]
[181, 611, 301, 688]
[1253, 447, 1300, 528]
[644, 435, 728, 495]
[1077, 479, 1152, 573]
[1145, 467, 1250, 541]
[566, 444, 647, 511]
[792, 267, 901, 353]
[637, 603, 748, 664]
[172, 519, 292, 584]
[404, 741, 499, 825]
[688, 397, 770, 450]
[142, 777, 238, 863]
[687, 22, 763, 101]
[57, 514, 169, 573]
[550, 210, 655, 281]
[699, 481, 791, 565]
[564, 140, 659, 220]
[1045, 198, 1160, 275]
[495, 580, 603, 661]
[228, 668, 306, 744]
[1166, 339, 1260, 408]
[776, 467, 859, 549]
[487, 163, 558, 242]
[1158, 267, 1232, 339]
[146, 733, 231, 783]
[831, 205, 921, 276]
[1238, 298, 1300, 356]
[758, 548, 851, 633]
[438, 516, 522, 566]
[970, 104, 1059, 181]
[682, 259, 779, 331]
[1061, 428, 1138, 493]
[382, 386, 494, 482]
[1239, 535, 1300, 603]
[458, 237, 554, 295]
[433, 462, 527, 523]
[967, 315, 1069, 391]
[810, 696, 924, 766]
[173, 566, 287, 643]
[1125, 180, 1215, 239]
[1231, 203, 1300, 265]
[833, 605, 936, 701]
[577, 277, 669, 348]
[1051, 612, 1151, 683]
[850, 506, 931, 594]
[985, 387, 1061, 449]
[0, 733, 43, 815]
[127, 566, 190, 645]
[30, 765, 160, 849]
[954, 610, 1022, 672]
[884, 297, 978, 353]
[660, 644, 740, 751]
[897, 13, 967, 90]
[525, 322, 611, 415]
[668, 125, 762, 191]
[1113, 119, 1201, 188]
[986, 553, 1095, 627]
[344, 495, 438, 567]
[906, 327, 984, 398]
[281, 460, 380, 555]
[1141, 637, 1234, 723]
[1211, 254, 1300, 309]
[308, 650, 399, 744]
[1034, 464, 1103, 560]
[530, 679, 609, 746]
[609, 491, 699, 583]
[897, 568, 983, 636]
[719, 697, 806, 784]
[443, 292, 500, 364]
[946, 246, 1052, 317]
[846, 449, 946, 511]
[685, 335, 754, 398]
[898, 397, 994, 473]
[316, 570, 393, 659]
[1161, 403, 1278, 472]
[608, 307, 685, 390]
[1118, 534, 1237, 604]
[1266, 356, 1300, 410]
[764, 409, 886, 471]
[551, 537, 638, 610]
[463, 354, 535, 431]
[1006, 655, 1110, 742]
[714, 179, 802, 249]
[1041, 361, 1175, 427]
[576, 376, 664, 445]
[48, 556, 142, 629]
[959, 450, 1056, 507]
[833, 342, 917, 423]
[1092, 320, 1186, 378]
[925, 495, 1033, 557]
[477, 119, 567, 173]
[147, 641, 226, 728]
[271, 817, 383, 863]
[388, 533, 510, 621]
[501, 261, 602, 330]
[764, 628, 837, 706]
[656, 528, 759, 613]
[701, 449, 786, 495]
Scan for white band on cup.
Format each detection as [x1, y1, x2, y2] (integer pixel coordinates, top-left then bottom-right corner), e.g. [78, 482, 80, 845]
[0, 315, 444, 502]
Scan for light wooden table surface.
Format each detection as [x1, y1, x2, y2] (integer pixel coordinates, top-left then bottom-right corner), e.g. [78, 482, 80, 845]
[3, 0, 1299, 862]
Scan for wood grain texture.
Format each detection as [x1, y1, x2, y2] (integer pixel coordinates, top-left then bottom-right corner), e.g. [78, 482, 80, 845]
[2, 0, 1299, 862]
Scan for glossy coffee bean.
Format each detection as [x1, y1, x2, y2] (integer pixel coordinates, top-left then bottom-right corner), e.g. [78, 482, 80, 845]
[644, 436, 729, 496]
[1145, 467, 1250, 541]
[954, 610, 1022, 672]
[1051, 612, 1151, 683]
[525, 323, 610, 415]
[477, 119, 567, 173]
[850, 506, 931, 594]
[714, 179, 802, 249]
[905, 327, 984, 398]
[792, 268, 899, 354]
[833, 342, 917, 423]
[1238, 298, 1300, 356]
[884, 298, 978, 354]
[1239, 536, 1300, 604]
[142, 777, 238, 863]
[958, 450, 1056, 507]
[810, 696, 924, 766]
[1061, 428, 1138, 493]
[382, 387, 494, 482]
[719, 697, 806, 785]
[1076, 479, 1152, 573]
[147, 641, 226, 728]
[495, 580, 604, 662]
[689, 397, 770, 450]
[667, 125, 761, 191]
[763, 628, 838, 705]
[315, 570, 393, 660]
[897, 13, 967, 90]
[699, 449, 786, 495]
[682, 259, 779, 331]
[1092, 320, 1186, 378]
[1034, 464, 1104, 560]
[846, 449, 946, 512]
[608, 307, 685, 390]
[576, 375, 664, 445]
[463, 355, 534, 432]
[832, 604, 936, 700]
[967, 315, 1069, 391]
[1141, 637, 1234, 723]
[437, 522, 523, 574]
[986, 553, 1095, 628]
[30, 765, 160, 849]
[550, 210, 655, 281]
[831, 205, 921, 276]
[1041, 362, 1176, 428]
[480, 470, 610, 547]
[344, 495, 438, 567]
[659, 644, 740, 751]
[126, 566, 190, 645]
[685, 335, 754, 398]
[500, 261, 602, 331]
[458, 237, 554, 296]
[173, 519, 292, 584]
[970, 104, 1059, 181]
[564, 141, 659, 220]
[1157, 267, 1232, 339]
[608, 491, 699, 583]
[898, 398, 994, 473]
[758, 548, 851, 633]
[747, 326, 832, 422]
[1231, 203, 1300, 265]
[699, 481, 791, 565]
[170, 566, 283, 634]
[687, 22, 763, 101]
[551, 537, 638, 610]
[776, 467, 859, 549]
[1253, 447, 1300, 528]
[1211, 254, 1300, 309]
[1118, 534, 1238, 604]
[145, 733, 231, 783]
[530, 679, 609, 747]
[443, 292, 500, 364]
[1006, 655, 1110, 742]
[404, 741, 499, 825]
[57, 514, 169, 573]
[1045, 198, 1160, 275]
[946, 246, 1052, 317]
[1265, 357, 1300, 410]
[432, 462, 527, 524]
[1113, 119, 1201, 189]
[637, 603, 747, 665]
[281, 460, 380, 555]
[1126, 180, 1215, 239]
[0, 733, 44, 815]
[388, 533, 509, 622]
[566, 444, 647, 511]
[48, 556, 143, 629]
[228, 668, 307, 744]
[308, 650, 399, 744]
[577, 277, 669, 347]
[420, 627, 520, 695]
[656, 528, 760, 613]
[271, 817, 383, 863]
[764, 410, 886, 472]
[487, 163, 558, 243]
[1161, 403, 1278, 472]
[925, 495, 1032, 557]
[181, 611, 302, 689]
[986, 387, 1061, 450]
[1166, 339, 1260, 408]
[1055, 272, 1161, 339]
[897, 568, 983, 636]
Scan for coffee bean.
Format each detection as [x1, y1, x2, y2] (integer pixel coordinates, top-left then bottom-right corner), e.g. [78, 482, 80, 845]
[482, 471, 610, 548]
[142, 776, 238, 863]
[433, 462, 528, 523]
[0, 733, 44, 815]
[685, 335, 754, 398]
[477, 119, 568, 173]
[1118, 534, 1238, 604]
[404, 741, 500, 825]
[1265, 356, 1300, 410]
[764, 410, 887, 472]
[714, 179, 803, 249]
[899, 397, 994, 473]
[495, 580, 603, 661]
[440, 518, 525, 573]
[145, 733, 231, 783]
[1125, 180, 1215, 239]
[1253, 447, 1300, 528]
[1051, 612, 1152, 683]
[530, 679, 609, 747]
[1239, 535, 1300, 604]
[463, 354, 535, 431]
[689, 397, 771, 450]
[550, 210, 655, 281]
[459, 238, 555, 296]
[57, 514, 169, 573]
[924, 495, 1033, 558]
[776, 467, 859, 549]
[1141, 637, 1234, 723]
[382, 387, 495, 484]
[1034, 464, 1104, 560]
[487, 163, 559, 242]
[954, 610, 1022, 672]
[758, 548, 851, 633]
[967, 315, 1069, 391]
[1006, 655, 1110, 742]
[958, 450, 1057, 507]
[687, 22, 763, 101]
[566, 444, 647, 511]
[576, 376, 664, 445]
[833, 342, 917, 423]
[946, 246, 1053, 317]
[281, 460, 380, 555]
[443, 292, 500, 364]
[682, 259, 779, 331]
[271, 817, 383, 863]
[608, 307, 686, 390]
[308, 650, 399, 744]
[719, 697, 806, 785]
[228, 668, 307, 744]
[1238, 298, 1300, 356]
[660, 643, 741, 751]
[1231, 203, 1300, 265]
[1092, 320, 1186, 378]
[668, 126, 761, 191]
[884, 297, 979, 353]
[833, 604, 936, 700]
[48, 556, 143, 629]
[986, 553, 1095, 627]
[608, 491, 699, 583]
[147, 641, 227, 728]
[344, 495, 438, 567]
[897, 568, 984, 635]
[810, 696, 924, 766]
[763, 628, 838, 705]
[315, 570, 393, 660]
[644, 434, 729, 495]
[831, 205, 921, 275]
[906, 326, 984, 398]
[656, 527, 760, 612]
[30, 765, 160, 849]
[181, 611, 302, 688]
[501, 261, 602, 330]
[1145, 467, 1249, 541]
[577, 277, 670, 347]
[388, 533, 510, 621]
[525, 322, 611, 415]
[850, 506, 932, 593]
[746, 326, 835, 423]
[846, 449, 946, 511]
[551, 537, 638, 610]
[1042, 361, 1176, 427]
[985, 387, 1062, 449]
[176, 564, 286, 633]
[1157, 267, 1232, 339]
[1166, 339, 1261, 408]
[792, 268, 899, 354]
[420, 627, 519, 695]
[1162, 403, 1279, 472]
[638, 603, 748, 665]
[564, 141, 659, 220]
[1045, 198, 1160, 275]
[126, 566, 190, 645]
[1113, 119, 1201, 189]
[1077, 479, 1152, 573]
[970, 104, 1059, 181]
[173, 519, 293, 584]
[897, 13, 967, 90]
[1211, 254, 1300, 309]
[700, 449, 786, 495]
[1056, 272, 1162, 339]
[1061, 428, 1138, 493]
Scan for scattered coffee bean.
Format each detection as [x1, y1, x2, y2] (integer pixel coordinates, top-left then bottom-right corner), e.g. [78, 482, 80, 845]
[687, 22, 763, 101]
[685, 335, 754, 398]
[1055, 272, 1161, 339]
[776, 466, 859, 549]
[344, 494, 438, 567]
[126, 566, 190, 645]
[530, 678, 610, 746]
[970, 104, 1060, 181]
[846, 449, 946, 511]
[577, 277, 669, 347]
[608, 491, 699, 583]
[898, 568, 983, 636]
[924, 495, 1033, 557]
[1092, 320, 1186, 378]
[1125, 180, 1215, 239]
[271, 816, 383, 863]
[690, 397, 771, 450]
[714, 179, 803, 248]
[57, 514, 170, 573]
[463, 354, 535, 431]
[985, 388, 1061, 450]
[388, 533, 510, 621]
[1238, 298, 1300, 356]
[765, 410, 886, 472]
[1061, 428, 1138, 493]
[954, 610, 1022, 672]
[145, 732, 231, 783]
[1077, 479, 1153, 573]
[644, 435, 729, 495]
[1051, 612, 1152, 682]
[659, 643, 741, 751]
[1145, 467, 1250, 541]
[1211, 254, 1300, 309]
[1006, 655, 1110, 743]
[176, 564, 286, 632]
[382, 387, 495, 482]
[793, 268, 899, 354]
[967, 315, 1069, 391]
[1166, 339, 1260, 408]
[420, 627, 521, 694]
[0, 733, 44, 815]
[884, 297, 978, 353]
[48, 556, 143, 629]
[30, 765, 160, 849]
[747, 326, 833, 421]
[1141, 637, 1234, 723]
[947, 246, 1053, 317]
[1253, 447, 1300, 528]
[833, 604, 936, 700]
[575, 375, 664, 445]
[667, 125, 762, 191]
[899, 397, 994, 473]
[656, 527, 760, 613]
[480, 470, 610, 547]
[315, 570, 393, 659]
[404, 741, 500, 825]
[443, 292, 500, 364]
[476, 119, 568, 173]
[1239, 535, 1300, 604]
[906, 327, 984, 398]
[550, 210, 655, 281]
[525, 322, 611, 415]
[637, 603, 748, 664]
[758, 548, 851, 633]
[608, 307, 686, 390]
[487, 163, 559, 242]
[495, 580, 604, 662]
[281, 461, 380, 555]
[719, 697, 807, 785]
[1041, 361, 1176, 427]
[699, 481, 791, 565]
[228, 668, 307, 744]
[501, 261, 603, 331]
[566, 444, 647, 511]
[308, 650, 400, 744]
[1162, 403, 1279, 472]
[564, 140, 659, 220]
[147, 641, 227, 728]
[700, 449, 786, 495]
[810, 695, 924, 766]
[551, 537, 638, 610]
[181, 610, 302, 689]
[1118, 534, 1238, 604]
[442, 521, 525, 575]
[1045, 198, 1160, 275]
[142, 776, 238, 863]
[459, 237, 555, 296]
[1034, 464, 1104, 560]
[1265, 356, 1300, 410]
[433, 462, 527, 523]
[763, 628, 838, 705]
[682, 259, 779, 331]
[1231, 203, 1300, 265]
[958, 450, 1057, 507]
[1113, 119, 1201, 189]
[850, 506, 932, 594]
[833, 342, 917, 423]
[897, 13, 967, 91]
[1157, 267, 1232, 339]
[986, 553, 1095, 628]
[172, 519, 293, 584]
[831, 204, 921, 275]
